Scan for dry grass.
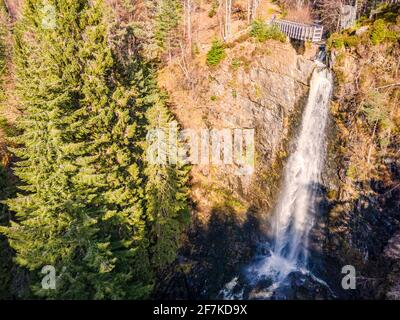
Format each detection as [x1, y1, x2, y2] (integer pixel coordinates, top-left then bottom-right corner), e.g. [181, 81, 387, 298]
[285, 6, 313, 24]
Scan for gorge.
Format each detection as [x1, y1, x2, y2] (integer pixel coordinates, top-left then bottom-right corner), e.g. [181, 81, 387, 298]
[154, 3, 400, 301]
[219, 61, 335, 300]
[0, 0, 399, 301]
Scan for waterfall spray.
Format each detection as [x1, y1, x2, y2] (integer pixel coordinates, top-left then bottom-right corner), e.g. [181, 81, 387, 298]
[252, 64, 332, 282]
[249, 63, 333, 286]
[221, 62, 334, 299]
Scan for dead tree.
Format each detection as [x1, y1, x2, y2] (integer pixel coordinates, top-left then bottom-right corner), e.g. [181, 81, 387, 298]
[225, 0, 233, 39]
[247, 0, 260, 23]
[316, 0, 344, 32]
[184, 0, 192, 49]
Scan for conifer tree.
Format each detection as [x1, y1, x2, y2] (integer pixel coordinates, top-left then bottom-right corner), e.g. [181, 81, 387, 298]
[0, 0, 153, 299]
[0, 0, 14, 299]
[0, 0, 190, 299]
[154, 0, 183, 59]
[144, 93, 190, 270]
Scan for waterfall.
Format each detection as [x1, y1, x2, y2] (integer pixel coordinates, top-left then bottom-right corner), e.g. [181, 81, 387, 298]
[250, 63, 333, 286]
[220, 62, 333, 299]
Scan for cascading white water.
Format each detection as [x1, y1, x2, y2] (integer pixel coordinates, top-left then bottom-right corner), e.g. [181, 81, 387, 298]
[248, 63, 333, 285]
[220, 61, 334, 300]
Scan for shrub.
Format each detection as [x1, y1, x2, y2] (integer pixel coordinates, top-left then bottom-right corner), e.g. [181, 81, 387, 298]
[206, 40, 226, 66]
[208, 1, 218, 18]
[250, 19, 286, 43]
[279, 9, 288, 19]
[344, 35, 360, 47]
[231, 58, 241, 70]
[327, 32, 360, 49]
[0, 117, 18, 138]
[371, 19, 387, 45]
[346, 165, 358, 180]
[370, 19, 397, 45]
[327, 33, 344, 49]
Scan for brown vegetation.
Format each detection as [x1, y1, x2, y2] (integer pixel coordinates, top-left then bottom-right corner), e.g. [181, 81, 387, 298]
[3, 0, 22, 20]
[285, 5, 314, 23]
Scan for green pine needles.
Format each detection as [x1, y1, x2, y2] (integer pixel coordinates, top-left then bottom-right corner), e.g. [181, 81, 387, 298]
[155, 0, 183, 55]
[206, 39, 226, 66]
[250, 19, 286, 43]
[0, 0, 189, 299]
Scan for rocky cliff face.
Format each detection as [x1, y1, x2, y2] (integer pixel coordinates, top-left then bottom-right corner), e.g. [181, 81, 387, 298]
[160, 39, 315, 221]
[155, 38, 317, 298]
[323, 7, 400, 299]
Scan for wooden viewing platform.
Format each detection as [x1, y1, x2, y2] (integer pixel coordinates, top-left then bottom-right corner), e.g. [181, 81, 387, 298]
[272, 19, 324, 42]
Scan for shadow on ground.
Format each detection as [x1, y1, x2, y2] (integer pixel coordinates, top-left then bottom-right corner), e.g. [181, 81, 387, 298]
[153, 205, 262, 299]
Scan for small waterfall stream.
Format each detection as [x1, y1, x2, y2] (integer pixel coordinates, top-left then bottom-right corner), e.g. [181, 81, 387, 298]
[221, 62, 334, 299]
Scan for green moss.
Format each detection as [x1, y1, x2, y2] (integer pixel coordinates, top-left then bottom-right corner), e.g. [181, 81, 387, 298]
[344, 35, 360, 47]
[224, 198, 246, 213]
[327, 33, 344, 49]
[327, 189, 338, 201]
[328, 5, 399, 51]
[346, 164, 358, 180]
[203, 182, 247, 214]
[328, 33, 360, 49]
[371, 19, 387, 44]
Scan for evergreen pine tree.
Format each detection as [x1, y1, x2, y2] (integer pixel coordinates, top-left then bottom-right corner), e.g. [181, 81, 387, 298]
[144, 93, 190, 269]
[0, 0, 153, 299]
[0, 0, 190, 299]
[0, 0, 15, 299]
[154, 0, 183, 58]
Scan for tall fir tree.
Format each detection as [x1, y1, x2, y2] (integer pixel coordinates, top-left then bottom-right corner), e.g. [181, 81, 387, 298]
[0, 0, 15, 299]
[154, 0, 183, 59]
[0, 0, 189, 299]
[144, 92, 190, 270]
[109, 0, 190, 274]
[0, 0, 154, 299]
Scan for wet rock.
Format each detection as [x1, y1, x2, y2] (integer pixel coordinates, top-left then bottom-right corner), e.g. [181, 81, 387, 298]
[254, 277, 273, 291]
[385, 232, 400, 260]
[155, 41, 317, 299]
[273, 272, 336, 300]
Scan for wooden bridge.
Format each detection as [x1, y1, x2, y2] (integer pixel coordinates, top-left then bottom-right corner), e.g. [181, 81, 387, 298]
[272, 19, 324, 42]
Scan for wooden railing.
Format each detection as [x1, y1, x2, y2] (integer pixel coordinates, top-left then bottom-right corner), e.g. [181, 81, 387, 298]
[272, 19, 324, 42]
